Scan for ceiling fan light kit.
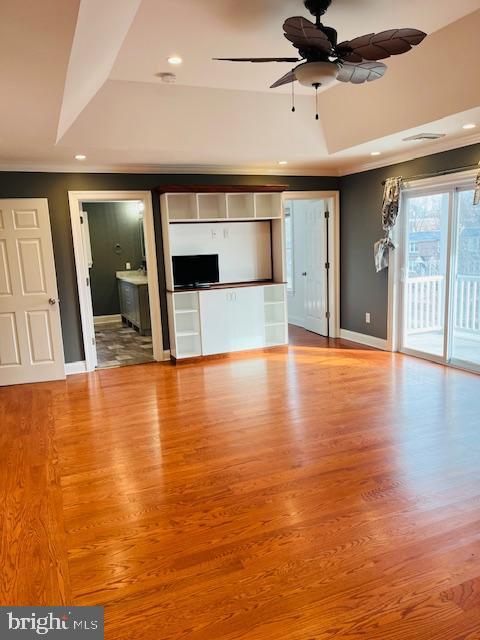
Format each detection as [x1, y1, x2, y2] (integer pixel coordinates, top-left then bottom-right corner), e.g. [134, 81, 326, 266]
[294, 61, 338, 88]
[214, 0, 427, 119]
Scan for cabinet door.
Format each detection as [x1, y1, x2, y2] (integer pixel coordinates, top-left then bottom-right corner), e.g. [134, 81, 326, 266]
[199, 289, 232, 355]
[228, 287, 265, 352]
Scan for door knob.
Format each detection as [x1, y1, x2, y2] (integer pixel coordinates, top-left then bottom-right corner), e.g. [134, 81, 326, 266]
[302, 272, 307, 276]
[48, 298, 57, 305]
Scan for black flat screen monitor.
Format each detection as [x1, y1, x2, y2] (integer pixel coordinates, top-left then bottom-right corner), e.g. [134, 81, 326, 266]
[173, 254, 219, 288]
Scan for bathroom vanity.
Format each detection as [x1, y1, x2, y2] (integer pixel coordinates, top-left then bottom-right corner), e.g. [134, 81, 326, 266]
[116, 272, 151, 335]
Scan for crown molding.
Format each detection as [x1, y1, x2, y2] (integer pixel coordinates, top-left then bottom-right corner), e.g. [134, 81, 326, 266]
[0, 161, 341, 178]
[338, 133, 480, 177]
[0, 135, 477, 178]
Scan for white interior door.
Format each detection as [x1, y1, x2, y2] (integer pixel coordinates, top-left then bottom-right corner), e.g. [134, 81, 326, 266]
[305, 201, 328, 335]
[0, 199, 65, 386]
[287, 204, 307, 327]
[286, 199, 328, 336]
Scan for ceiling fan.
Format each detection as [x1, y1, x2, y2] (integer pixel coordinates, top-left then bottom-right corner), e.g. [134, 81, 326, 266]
[214, 0, 427, 117]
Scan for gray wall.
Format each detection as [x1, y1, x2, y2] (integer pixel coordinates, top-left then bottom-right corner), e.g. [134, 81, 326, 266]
[0, 172, 338, 362]
[2, 145, 477, 362]
[84, 202, 144, 317]
[340, 143, 480, 339]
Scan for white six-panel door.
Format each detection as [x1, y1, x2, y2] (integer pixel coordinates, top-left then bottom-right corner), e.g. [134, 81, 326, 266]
[305, 200, 328, 336]
[286, 198, 328, 336]
[0, 199, 65, 386]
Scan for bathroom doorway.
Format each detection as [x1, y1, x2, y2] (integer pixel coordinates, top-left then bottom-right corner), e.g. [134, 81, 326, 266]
[69, 191, 165, 372]
[83, 200, 153, 368]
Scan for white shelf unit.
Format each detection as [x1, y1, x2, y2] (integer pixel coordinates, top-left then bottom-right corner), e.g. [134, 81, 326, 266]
[255, 193, 282, 219]
[264, 284, 287, 346]
[160, 190, 287, 359]
[226, 193, 255, 219]
[198, 193, 227, 220]
[166, 193, 198, 221]
[167, 291, 202, 358]
[162, 191, 283, 224]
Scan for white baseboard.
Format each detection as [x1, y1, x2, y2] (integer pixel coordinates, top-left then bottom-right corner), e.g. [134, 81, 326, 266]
[65, 361, 87, 375]
[339, 329, 389, 351]
[93, 314, 122, 326]
[288, 317, 306, 329]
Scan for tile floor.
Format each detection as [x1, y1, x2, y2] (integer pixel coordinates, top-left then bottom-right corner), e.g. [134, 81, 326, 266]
[94, 320, 154, 369]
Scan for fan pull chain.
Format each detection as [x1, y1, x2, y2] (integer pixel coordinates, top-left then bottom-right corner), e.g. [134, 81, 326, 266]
[314, 83, 320, 120]
[291, 73, 296, 113]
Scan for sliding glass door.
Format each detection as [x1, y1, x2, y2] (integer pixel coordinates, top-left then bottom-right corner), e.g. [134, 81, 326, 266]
[400, 181, 480, 372]
[451, 189, 480, 368]
[402, 191, 449, 358]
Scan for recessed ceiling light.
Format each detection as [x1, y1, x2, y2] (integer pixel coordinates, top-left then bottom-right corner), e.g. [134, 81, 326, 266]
[370, 151, 381, 156]
[75, 154, 86, 161]
[168, 56, 183, 65]
[278, 160, 288, 165]
[463, 123, 476, 130]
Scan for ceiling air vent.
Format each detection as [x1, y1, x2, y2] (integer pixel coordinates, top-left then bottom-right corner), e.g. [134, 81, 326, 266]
[403, 133, 446, 142]
[155, 72, 177, 84]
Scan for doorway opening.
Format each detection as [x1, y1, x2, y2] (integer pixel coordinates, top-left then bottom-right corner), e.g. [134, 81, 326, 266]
[69, 191, 164, 372]
[82, 201, 153, 368]
[283, 192, 339, 338]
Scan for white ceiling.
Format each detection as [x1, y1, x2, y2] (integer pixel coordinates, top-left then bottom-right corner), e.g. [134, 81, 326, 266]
[0, 0, 479, 175]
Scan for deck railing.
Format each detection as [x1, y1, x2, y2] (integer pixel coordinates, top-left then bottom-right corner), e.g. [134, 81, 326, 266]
[406, 275, 480, 334]
[455, 275, 480, 332]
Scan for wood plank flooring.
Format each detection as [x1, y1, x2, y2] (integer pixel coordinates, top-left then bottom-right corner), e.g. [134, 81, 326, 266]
[1, 326, 480, 639]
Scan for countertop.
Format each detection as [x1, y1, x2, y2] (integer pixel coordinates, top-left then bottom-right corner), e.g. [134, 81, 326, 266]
[168, 280, 286, 293]
[116, 271, 148, 286]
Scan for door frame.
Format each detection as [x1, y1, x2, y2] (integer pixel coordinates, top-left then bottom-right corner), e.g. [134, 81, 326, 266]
[387, 169, 479, 371]
[69, 190, 166, 372]
[283, 191, 340, 338]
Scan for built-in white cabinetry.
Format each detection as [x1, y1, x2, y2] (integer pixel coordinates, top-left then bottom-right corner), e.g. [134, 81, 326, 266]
[264, 284, 288, 346]
[161, 188, 288, 360]
[167, 283, 287, 359]
[199, 286, 265, 355]
[163, 192, 282, 223]
[167, 291, 202, 358]
[169, 221, 272, 284]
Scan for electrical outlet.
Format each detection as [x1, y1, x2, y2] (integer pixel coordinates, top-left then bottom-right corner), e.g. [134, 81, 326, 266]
[126, 262, 131, 270]
[365, 312, 371, 324]
[211, 229, 217, 239]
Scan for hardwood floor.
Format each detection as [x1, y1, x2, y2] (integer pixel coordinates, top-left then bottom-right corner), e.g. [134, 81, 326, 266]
[1, 325, 480, 639]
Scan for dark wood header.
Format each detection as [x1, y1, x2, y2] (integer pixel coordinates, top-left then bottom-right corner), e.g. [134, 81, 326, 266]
[156, 184, 288, 194]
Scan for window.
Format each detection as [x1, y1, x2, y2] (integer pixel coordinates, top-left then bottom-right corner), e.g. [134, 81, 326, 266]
[285, 209, 293, 292]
